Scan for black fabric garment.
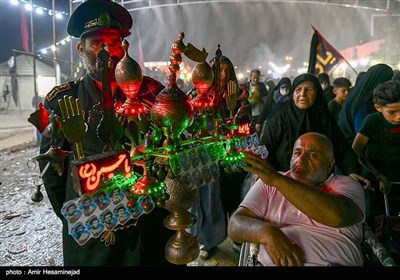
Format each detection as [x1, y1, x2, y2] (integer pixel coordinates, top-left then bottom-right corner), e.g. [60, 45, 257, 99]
[220, 168, 247, 215]
[359, 112, 400, 182]
[323, 85, 335, 104]
[393, 70, 400, 81]
[260, 73, 359, 175]
[337, 64, 393, 145]
[265, 80, 276, 96]
[39, 74, 172, 266]
[327, 99, 342, 123]
[258, 77, 291, 124]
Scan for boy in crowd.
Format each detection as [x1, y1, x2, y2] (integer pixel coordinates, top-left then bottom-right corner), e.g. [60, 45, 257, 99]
[328, 77, 352, 122]
[352, 80, 400, 217]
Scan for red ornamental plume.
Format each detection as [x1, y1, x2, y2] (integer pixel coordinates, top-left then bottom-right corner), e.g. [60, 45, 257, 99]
[28, 103, 50, 133]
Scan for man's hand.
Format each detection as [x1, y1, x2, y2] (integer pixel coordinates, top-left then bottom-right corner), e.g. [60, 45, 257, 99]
[264, 226, 304, 266]
[349, 173, 374, 191]
[242, 152, 278, 186]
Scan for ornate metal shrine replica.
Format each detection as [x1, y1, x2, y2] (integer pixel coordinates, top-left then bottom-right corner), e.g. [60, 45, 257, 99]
[28, 32, 268, 265]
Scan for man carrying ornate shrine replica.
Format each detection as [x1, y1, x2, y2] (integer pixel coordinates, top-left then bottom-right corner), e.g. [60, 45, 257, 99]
[36, 0, 171, 266]
[28, 0, 272, 267]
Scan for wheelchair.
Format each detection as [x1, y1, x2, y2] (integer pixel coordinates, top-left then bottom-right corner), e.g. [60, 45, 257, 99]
[383, 181, 400, 216]
[238, 242, 260, 266]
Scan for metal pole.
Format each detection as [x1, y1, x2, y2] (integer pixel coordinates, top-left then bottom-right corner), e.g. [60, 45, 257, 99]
[52, 0, 60, 84]
[69, 0, 74, 78]
[29, 0, 34, 56]
[30, 0, 40, 145]
[30, 0, 38, 110]
[383, 0, 391, 64]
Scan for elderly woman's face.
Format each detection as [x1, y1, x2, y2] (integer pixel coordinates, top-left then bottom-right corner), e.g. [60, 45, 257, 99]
[293, 81, 317, 109]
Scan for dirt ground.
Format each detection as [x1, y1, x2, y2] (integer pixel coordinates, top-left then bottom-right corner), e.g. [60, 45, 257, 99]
[0, 146, 64, 266]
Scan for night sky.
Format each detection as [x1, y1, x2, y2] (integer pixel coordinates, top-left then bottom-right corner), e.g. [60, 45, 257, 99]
[0, 0, 393, 78]
[0, 0, 70, 63]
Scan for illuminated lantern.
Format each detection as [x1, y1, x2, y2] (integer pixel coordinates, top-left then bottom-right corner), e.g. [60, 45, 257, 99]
[150, 33, 194, 150]
[150, 85, 194, 150]
[115, 39, 146, 116]
[191, 61, 214, 108]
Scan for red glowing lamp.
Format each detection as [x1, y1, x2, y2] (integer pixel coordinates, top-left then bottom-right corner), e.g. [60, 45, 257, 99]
[115, 100, 149, 116]
[115, 39, 144, 117]
[191, 61, 214, 108]
[191, 94, 214, 109]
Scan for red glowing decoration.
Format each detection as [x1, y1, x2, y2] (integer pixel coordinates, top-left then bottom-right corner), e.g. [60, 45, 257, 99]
[72, 151, 131, 193]
[191, 61, 214, 109]
[191, 95, 214, 109]
[120, 100, 149, 116]
[237, 123, 251, 136]
[130, 160, 158, 195]
[130, 173, 157, 195]
[27, 103, 50, 133]
[115, 39, 144, 116]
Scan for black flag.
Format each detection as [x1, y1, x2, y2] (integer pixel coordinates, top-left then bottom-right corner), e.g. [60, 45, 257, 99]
[307, 25, 344, 75]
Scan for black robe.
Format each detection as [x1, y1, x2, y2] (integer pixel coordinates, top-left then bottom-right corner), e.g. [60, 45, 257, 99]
[259, 77, 292, 124]
[337, 64, 393, 145]
[260, 73, 359, 175]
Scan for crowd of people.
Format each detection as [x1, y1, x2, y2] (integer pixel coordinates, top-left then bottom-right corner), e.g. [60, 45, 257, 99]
[36, 0, 399, 267]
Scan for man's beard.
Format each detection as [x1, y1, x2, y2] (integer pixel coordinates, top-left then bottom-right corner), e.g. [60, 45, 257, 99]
[82, 48, 118, 83]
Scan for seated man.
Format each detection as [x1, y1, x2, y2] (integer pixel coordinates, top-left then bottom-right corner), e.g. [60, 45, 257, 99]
[228, 132, 365, 266]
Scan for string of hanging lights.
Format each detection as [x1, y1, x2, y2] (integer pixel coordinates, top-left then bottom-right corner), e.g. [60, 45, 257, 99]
[9, 0, 72, 55]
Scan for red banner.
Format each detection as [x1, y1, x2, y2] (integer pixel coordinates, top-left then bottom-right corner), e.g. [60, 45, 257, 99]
[20, 7, 29, 52]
